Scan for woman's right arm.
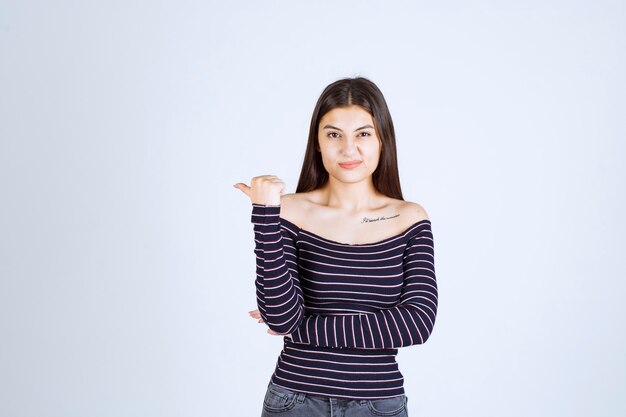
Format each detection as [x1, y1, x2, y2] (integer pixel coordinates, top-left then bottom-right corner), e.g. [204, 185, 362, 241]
[251, 204, 304, 334]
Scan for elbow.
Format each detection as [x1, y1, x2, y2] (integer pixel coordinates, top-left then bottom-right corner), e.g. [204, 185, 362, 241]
[419, 326, 435, 345]
[419, 298, 437, 345]
[404, 304, 437, 346]
[420, 313, 437, 345]
[406, 321, 435, 347]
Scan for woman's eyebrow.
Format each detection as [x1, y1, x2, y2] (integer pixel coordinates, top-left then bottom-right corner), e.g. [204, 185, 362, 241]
[322, 124, 374, 131]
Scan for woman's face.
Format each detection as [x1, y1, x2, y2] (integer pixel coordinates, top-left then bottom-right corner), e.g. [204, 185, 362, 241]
[317, 105, 382, 185]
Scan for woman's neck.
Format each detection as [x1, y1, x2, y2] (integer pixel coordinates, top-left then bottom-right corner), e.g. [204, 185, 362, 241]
[319, 177, 382, 213]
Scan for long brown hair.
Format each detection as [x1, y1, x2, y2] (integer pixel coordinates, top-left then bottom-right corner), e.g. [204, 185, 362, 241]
[295, 77, 403, 200]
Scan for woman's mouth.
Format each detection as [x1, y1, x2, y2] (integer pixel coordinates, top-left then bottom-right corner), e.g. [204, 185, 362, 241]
[339, 160, 362, 169]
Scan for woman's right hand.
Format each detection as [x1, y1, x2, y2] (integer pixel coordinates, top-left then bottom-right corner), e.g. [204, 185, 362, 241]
[249, 309, 289, 336]
[233, 175, 286, 205]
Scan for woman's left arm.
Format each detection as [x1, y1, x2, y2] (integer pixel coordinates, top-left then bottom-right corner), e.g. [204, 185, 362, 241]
[289, 222, 438, 349]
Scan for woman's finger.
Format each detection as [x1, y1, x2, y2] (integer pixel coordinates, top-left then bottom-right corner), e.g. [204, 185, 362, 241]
[233, 182, 251, 196]
[248, 309, 265, 323]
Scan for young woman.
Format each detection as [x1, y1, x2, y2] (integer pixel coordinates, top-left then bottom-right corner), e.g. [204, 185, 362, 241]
[234, 77, 438, 417]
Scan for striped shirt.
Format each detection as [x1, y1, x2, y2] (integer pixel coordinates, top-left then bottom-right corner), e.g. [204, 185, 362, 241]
[251, 203, 438, 399]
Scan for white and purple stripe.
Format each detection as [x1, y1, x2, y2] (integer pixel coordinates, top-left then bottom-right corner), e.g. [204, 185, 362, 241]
[251, 204, 438, 399]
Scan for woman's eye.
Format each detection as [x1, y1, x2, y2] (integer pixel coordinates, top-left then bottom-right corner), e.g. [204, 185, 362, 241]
[358, 131, 371, 137]
[328, 132, 340, 139]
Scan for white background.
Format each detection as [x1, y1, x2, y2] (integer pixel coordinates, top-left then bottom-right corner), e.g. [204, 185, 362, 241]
[1, 1, 625, 416]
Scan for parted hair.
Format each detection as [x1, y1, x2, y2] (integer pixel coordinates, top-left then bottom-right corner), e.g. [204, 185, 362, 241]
[295, 77, 403, 200]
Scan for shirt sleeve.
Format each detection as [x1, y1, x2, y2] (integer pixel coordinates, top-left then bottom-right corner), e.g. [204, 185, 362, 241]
[251, 204, 304, 335]
[289, 221, 438, 349]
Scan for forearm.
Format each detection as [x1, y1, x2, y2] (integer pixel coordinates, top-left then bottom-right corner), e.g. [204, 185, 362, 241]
[290, 303, 436, 349]
[252, 204, 304, 333]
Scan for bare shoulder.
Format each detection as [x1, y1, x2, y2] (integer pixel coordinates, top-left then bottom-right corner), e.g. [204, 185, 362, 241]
[393, 199, 430, 225]
[279, 192, 315, 226]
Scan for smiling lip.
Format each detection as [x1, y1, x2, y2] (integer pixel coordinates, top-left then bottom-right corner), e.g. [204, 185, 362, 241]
[338, 160, 362, 169]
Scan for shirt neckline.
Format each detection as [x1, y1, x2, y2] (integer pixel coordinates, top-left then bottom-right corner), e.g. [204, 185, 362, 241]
[279, 216, 430, 247]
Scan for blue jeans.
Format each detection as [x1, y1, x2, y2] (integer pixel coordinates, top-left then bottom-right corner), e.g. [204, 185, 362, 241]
[261, 382, 409, 417]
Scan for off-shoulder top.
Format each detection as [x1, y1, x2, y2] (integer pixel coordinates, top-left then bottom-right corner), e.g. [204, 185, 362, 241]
[251, 204, 438, 399]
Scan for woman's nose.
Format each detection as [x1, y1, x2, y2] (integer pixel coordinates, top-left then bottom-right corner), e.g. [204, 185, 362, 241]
[342, 139, 357, 156]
